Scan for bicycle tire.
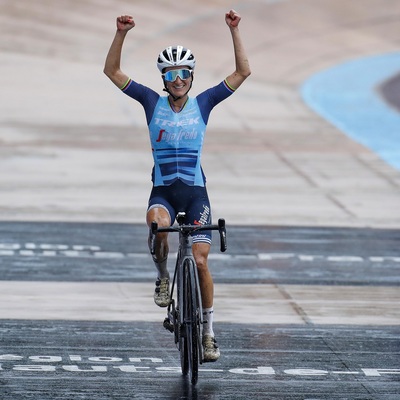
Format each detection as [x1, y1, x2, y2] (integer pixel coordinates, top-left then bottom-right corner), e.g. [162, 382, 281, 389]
[180, 332, 189, 377]
[185, 258, 200, 385]
[179, 263, 189, 376]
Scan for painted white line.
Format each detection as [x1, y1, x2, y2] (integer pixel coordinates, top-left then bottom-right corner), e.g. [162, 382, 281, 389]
[1, 242, 399, 263]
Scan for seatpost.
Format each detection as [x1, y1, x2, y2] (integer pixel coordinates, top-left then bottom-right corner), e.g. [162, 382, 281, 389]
[175, 212, 193, 254]
[176, 212, 186, 225]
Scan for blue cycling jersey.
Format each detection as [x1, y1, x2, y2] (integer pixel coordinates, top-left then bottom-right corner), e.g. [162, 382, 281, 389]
[122, 79, 235, 187]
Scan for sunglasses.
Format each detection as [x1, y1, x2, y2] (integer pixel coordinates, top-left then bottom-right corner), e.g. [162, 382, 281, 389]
[162, 68, 192, 82]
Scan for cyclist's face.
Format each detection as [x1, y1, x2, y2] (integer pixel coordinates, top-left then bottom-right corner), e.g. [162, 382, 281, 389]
[164, 66, 193, 96]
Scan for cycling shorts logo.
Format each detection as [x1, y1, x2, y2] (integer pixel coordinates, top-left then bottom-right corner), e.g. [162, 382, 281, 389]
[194, 205, 210, 225]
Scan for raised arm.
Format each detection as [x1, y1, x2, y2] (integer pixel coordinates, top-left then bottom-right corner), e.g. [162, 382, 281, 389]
[224, 10, 251, 90]
[103, 15, 135, 88]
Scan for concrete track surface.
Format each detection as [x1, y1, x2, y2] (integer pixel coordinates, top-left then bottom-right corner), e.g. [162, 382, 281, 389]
[1, 0, 399, 226]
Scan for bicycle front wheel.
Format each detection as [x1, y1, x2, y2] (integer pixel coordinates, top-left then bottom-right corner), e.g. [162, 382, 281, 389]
[181, 258, 201, 385]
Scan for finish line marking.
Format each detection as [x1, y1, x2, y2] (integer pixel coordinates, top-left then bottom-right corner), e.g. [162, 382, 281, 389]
[0, 242, 399, 263]
[0, 354, 399, 378]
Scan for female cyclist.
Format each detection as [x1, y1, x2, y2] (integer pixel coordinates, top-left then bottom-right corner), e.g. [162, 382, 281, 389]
[104, 9, 250, 362]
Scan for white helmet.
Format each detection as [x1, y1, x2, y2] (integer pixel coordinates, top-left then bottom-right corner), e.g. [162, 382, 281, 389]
[157, 45, 196, 73]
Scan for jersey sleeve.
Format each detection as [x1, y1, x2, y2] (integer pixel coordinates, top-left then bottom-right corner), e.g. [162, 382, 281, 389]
[120, 78, 159, 125]
[196, 80, 235, 125]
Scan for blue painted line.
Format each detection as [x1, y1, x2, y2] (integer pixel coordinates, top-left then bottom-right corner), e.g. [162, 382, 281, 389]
[301, 52, 400, 170]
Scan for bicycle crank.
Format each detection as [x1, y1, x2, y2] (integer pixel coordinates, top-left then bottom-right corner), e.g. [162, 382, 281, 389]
[163, 317, 174, 333]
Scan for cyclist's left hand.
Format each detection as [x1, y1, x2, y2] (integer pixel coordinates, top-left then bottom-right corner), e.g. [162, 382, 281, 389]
[225, 9, 241, 28]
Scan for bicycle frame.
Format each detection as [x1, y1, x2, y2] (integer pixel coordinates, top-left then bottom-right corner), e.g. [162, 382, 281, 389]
[150, 212, 227, 385]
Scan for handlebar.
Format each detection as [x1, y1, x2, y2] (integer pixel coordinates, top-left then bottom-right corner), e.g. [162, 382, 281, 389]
[150, 218, 227, 254]
[218, 218, 227, 253]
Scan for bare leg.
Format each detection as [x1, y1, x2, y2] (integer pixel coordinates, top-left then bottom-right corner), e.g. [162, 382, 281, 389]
[194, 242, 220, 360]
[192, 242, 213, 309]
[147, 207, 172, 307]
[147, 207, 171, 279]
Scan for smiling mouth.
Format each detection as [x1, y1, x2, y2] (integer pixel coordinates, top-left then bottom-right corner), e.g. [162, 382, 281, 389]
[173, 83, 186, 89]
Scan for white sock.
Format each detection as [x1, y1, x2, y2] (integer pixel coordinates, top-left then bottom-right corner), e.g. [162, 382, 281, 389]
[153, 257, 169, 280]
[202, 307, 215, 337]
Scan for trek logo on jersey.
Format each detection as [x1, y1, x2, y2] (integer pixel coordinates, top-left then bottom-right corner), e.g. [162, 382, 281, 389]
[154, 116, 200, 127]
[155, 129, 198, 143]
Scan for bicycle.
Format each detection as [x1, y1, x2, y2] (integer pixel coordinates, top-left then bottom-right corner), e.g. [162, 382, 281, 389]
[149, 212, 227, 385]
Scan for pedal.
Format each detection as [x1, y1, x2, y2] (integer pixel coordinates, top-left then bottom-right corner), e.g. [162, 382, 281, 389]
[163, 318, 174, 333]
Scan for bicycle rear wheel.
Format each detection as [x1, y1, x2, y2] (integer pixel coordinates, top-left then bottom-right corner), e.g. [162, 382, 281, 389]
[180, 258, 200, 385]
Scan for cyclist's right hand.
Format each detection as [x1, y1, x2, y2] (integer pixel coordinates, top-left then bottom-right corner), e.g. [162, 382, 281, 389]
[116, 15, 135, 31]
